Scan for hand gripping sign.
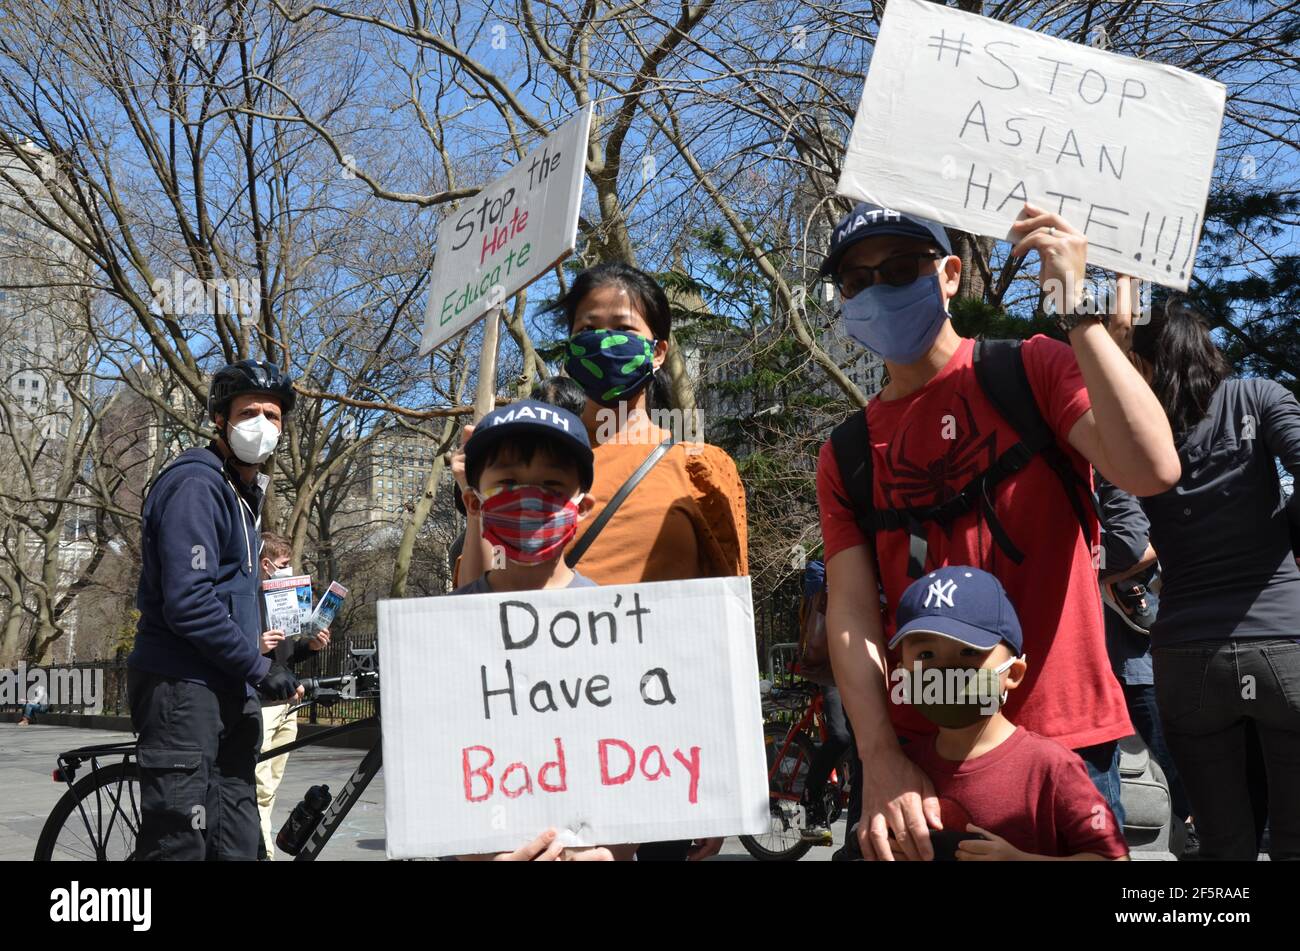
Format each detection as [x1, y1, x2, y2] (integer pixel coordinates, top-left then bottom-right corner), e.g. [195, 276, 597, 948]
[837, 0, 1226, 290]
[377, 577, 770, 858]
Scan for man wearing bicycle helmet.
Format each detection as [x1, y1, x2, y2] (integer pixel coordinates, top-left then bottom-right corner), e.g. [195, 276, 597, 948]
[128, 359, 300, 860]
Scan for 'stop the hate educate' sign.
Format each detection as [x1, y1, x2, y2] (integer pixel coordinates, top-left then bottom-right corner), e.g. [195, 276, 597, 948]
[837, 0, 1226, 290]
[420, 104, 593, 354]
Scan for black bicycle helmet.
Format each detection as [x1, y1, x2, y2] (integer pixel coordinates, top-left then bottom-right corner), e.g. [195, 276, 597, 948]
[207, 359, 296, 420]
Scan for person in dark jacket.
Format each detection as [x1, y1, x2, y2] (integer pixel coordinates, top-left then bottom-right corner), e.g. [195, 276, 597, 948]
[128, 359, 300, 861]
[1130, 301, 1300, 861]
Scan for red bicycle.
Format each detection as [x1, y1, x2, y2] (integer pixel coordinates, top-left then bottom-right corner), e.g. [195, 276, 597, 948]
[739, 678, 854, 861]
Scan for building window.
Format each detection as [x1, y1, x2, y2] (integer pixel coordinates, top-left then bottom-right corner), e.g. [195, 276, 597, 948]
[18, 379, 25, 389]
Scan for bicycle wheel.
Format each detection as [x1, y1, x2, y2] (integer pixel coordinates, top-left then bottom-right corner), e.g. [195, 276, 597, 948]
[738, 723, 815, 861]
[34, 760, 141, 861]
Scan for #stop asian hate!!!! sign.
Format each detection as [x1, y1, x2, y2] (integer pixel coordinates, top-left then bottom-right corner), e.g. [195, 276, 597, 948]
[377, 577, 771, 858]
[420, 104, 593, 354]
[837, 0, 1226, 291]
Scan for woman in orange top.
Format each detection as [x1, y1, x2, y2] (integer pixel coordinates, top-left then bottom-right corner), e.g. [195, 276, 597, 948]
[453, 262, 748, 859]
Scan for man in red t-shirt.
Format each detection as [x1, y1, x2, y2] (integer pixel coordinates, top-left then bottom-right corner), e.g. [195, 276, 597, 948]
[815, 202, 1180, 861]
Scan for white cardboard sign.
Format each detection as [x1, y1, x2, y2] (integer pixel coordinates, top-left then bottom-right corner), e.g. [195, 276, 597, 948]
[378, 576, 770, 858]
[837, 0, 1226, 290]
[420, 104, 593, 354]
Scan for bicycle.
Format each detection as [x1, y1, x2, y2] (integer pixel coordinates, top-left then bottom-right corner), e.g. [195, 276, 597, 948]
[738, 678, 854, 862]
[33, 652, 380, 862]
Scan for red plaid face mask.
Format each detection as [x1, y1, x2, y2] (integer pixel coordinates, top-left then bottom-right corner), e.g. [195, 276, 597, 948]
[477, 485, 581, 565]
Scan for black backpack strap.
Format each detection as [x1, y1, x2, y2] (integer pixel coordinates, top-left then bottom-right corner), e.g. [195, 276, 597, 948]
[829, 409, 873, 541]
[829, 410, 928, 577]
[973, 339, 1099, 550]
[565, 436, 675, 569]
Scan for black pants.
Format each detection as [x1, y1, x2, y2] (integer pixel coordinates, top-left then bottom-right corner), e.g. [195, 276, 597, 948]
[128, 668, 263, 861]
[804, 685, 854, 818]
[1154, 638, 1300, 861]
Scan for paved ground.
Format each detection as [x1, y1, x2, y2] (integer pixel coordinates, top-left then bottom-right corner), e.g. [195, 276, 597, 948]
[1, 723, 844, 861]
[7, 723, 1209, 862]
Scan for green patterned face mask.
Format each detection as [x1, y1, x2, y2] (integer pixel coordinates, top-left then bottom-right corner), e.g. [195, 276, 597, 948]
[564, 329, 656, 405]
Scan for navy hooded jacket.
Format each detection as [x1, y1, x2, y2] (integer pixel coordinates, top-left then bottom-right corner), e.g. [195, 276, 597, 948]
[130, 444, 273, 696]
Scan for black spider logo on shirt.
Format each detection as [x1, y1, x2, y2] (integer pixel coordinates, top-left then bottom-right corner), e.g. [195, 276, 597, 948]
[878, 395, 999, 513]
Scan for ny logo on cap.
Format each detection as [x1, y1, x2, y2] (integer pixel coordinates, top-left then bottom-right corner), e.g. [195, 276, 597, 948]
[924, 579, 957, 609]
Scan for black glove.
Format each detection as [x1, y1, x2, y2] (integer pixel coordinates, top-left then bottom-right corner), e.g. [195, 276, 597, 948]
[257, 663, 299, 702]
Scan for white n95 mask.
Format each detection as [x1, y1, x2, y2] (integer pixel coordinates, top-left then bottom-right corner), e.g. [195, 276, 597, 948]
[228, 414, 280, 464]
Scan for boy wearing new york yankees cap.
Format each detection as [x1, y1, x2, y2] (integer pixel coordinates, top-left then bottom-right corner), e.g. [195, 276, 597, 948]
[889, 566, 1128, 860]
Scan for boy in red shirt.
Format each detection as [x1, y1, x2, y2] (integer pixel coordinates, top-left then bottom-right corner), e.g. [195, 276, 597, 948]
[890, 566, 1127, 861]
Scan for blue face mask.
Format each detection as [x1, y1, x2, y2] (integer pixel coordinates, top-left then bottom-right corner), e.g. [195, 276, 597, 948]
[841, 270, 949, 364]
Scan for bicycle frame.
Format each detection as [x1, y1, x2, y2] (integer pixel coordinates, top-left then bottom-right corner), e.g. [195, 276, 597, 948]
[259, 714, 383, 862]
[767, 689, 825, 803]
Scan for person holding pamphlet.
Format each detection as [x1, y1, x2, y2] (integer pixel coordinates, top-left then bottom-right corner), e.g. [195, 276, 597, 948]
[450, 398, 618, 860]
[254, 532, 331, 860]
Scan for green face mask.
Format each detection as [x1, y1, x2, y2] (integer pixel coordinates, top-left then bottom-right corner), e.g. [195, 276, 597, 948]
[901, 657, 1016, 729]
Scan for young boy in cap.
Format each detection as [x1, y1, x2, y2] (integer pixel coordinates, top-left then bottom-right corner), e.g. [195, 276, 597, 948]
[455, 398, 598, 595]
[451, 399, 619, 860]
[889, 566, 1129, 860]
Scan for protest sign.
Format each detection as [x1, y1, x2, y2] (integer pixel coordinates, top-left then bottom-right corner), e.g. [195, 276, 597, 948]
[261, 575, 313, 637]
[837, 0, 1226, 290]
[420, 104, 593, 354]
[378, 576, 770, 858]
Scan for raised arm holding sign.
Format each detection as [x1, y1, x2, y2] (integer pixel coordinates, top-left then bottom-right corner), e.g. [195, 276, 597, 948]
[816, 0, 1201, 863]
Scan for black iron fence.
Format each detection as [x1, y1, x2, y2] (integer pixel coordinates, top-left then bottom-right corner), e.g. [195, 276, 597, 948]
[294, 636, 378, 723]
[0, 660, 132, 717]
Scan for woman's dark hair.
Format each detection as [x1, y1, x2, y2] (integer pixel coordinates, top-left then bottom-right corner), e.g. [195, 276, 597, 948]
[1130, 299, 1232, 438]
[528, 376, 587, 417]
[544, 262, 675, 409]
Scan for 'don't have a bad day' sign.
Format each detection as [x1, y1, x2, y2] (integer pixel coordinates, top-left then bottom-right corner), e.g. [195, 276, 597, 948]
[377, 577, 770, 858]
[838, 0, 1226, 290]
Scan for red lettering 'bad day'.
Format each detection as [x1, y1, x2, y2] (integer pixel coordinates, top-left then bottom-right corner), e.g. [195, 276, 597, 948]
[459, 738, 702, 804]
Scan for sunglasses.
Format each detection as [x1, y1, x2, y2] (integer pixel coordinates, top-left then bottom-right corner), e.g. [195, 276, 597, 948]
[835, 250, 945, 300]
